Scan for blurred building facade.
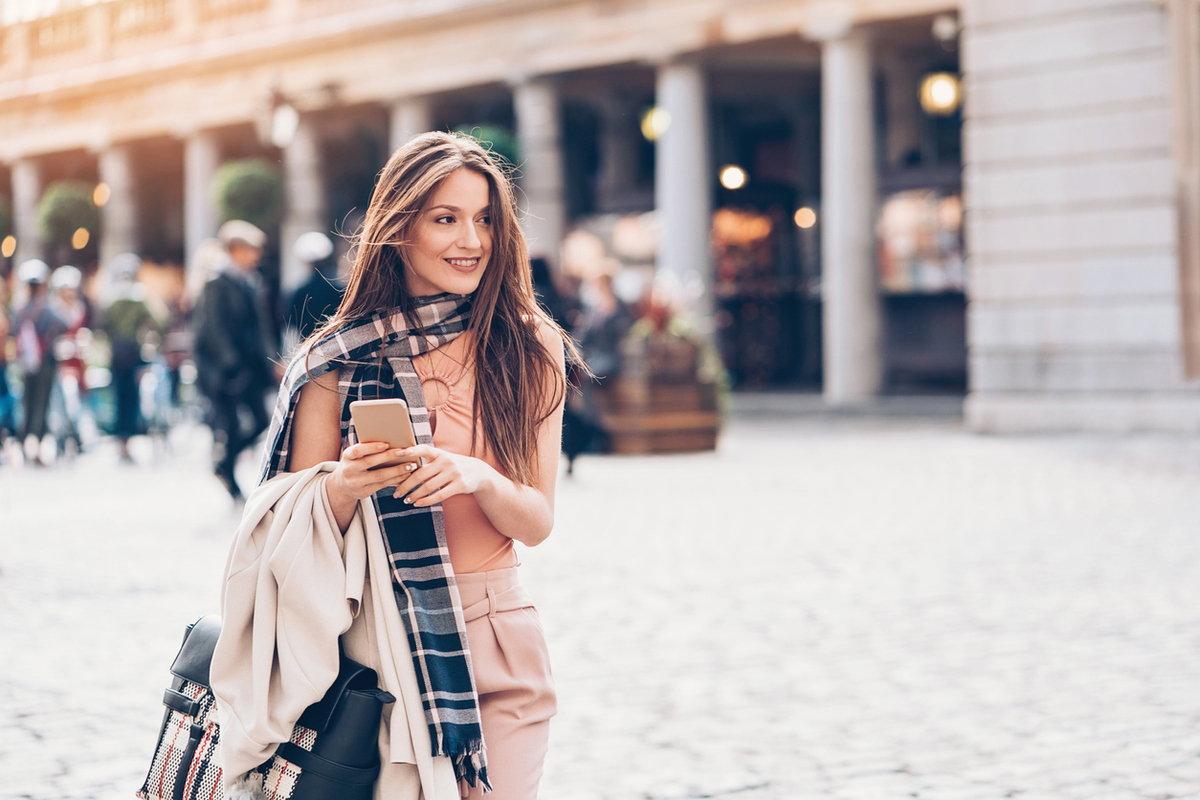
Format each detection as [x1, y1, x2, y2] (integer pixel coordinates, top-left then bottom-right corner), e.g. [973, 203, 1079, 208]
[0, 0, 1196, 432]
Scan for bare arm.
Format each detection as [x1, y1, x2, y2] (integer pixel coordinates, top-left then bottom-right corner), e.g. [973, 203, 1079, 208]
[394, 327, 567, 547]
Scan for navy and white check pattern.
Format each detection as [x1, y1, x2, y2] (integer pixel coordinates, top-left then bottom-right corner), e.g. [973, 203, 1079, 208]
[259, 293, 489, 791]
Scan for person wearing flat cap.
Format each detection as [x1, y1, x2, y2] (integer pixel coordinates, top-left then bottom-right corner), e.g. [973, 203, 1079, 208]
[192, 220, 278, 499]
[13, 259, 67, 465]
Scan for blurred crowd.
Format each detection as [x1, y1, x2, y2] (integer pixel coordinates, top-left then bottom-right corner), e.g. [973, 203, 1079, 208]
[0, 221, 644, 491]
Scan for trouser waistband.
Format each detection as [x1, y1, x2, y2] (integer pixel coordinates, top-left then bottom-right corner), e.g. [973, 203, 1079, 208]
[456, 567, 533, 622]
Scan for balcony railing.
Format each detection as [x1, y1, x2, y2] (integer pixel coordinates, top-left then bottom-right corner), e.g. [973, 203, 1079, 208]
[0, 0, 511, 78]
[30, 8, 90, 59]
[109, 0, 175, 41]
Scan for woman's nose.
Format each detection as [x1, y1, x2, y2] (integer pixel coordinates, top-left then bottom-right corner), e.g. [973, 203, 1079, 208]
[458, 221, 482, 249]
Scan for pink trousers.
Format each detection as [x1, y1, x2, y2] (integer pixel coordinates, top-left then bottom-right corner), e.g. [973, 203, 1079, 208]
[456, 567, 557, 800]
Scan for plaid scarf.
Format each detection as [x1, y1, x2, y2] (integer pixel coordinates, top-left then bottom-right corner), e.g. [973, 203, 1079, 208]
[259, 292, 489, 791]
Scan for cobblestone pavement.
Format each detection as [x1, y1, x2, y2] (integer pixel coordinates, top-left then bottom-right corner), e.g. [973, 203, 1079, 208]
[2, 410, 1199, 800]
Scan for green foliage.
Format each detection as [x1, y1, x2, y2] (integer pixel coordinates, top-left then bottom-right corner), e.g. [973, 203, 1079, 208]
[0, 196, 11, 241]
[453, 125, 519, 170]
[36, 181, 98, 247]
[212, 158, 283, 229]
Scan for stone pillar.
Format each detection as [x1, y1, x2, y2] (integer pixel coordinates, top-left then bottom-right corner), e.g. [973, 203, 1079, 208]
[654, 60, 713, 327]
[513, 78, 566, 266]
[389, 96, 433, 153]
[184, 130, 220, 278]
[11, 158, 43, 266]
[819, 29, 883, 403]
[97, 144, 138, 267]
[281, 114, 327, 292]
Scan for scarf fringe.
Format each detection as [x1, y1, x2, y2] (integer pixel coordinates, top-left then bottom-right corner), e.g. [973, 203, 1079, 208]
[452, 748, 491, 794]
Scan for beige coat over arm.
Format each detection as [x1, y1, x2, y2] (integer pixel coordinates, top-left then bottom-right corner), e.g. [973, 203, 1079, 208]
[210, 462, 460, 800]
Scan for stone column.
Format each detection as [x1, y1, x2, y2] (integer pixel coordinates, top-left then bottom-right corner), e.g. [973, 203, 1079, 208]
[819, 29, 883, 403]
[97, 144, 139, 266]
[654, 60, 713, 328]
[184, 130, 220, 278]
[11, 158, 43, 266]
[389, 96, 433, 153]
[281, 114, 327, 292]
[513, 78, 566, 266]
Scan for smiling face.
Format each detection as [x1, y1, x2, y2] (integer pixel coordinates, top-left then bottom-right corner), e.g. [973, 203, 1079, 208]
[401, 168, 493, 297]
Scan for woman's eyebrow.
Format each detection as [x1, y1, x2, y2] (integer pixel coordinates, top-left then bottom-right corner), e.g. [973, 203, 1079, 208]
[429, 204, 489, 213]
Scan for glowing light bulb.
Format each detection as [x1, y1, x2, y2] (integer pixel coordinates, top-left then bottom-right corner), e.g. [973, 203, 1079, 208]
[72, 228, 90, 249]
[920, 73, 961, 116]
[640, 107, 671, 141]
[794, 207, 817, 229]
[719, 165, 747, 190]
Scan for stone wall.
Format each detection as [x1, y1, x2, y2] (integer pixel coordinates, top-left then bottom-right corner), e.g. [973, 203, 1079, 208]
[962, 0, 1200, 431]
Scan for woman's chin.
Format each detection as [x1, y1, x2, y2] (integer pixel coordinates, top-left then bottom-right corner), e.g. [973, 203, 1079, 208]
[408, 276, 483, 297]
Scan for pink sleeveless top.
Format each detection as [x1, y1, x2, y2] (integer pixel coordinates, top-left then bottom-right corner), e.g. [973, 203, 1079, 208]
[411, 332, 517, 575]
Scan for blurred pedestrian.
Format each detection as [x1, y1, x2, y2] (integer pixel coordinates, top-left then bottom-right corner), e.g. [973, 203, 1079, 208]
[530, 256, 567, 327]
[14, 259, 67, 465]
[49, 265, 91, 454]
[99, 253, 162, 462]
[0, 276, 14, 448]
[283, 230, 342, 348]
[561, 269, 633, 471]
[192, 220, 278, 499]
[576, 270, 634, 381]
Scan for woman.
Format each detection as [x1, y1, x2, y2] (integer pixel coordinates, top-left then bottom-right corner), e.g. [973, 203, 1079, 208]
[217, 131, 568, 800]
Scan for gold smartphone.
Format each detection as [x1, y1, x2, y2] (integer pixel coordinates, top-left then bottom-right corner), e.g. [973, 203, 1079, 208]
[349, 398, 420, 469]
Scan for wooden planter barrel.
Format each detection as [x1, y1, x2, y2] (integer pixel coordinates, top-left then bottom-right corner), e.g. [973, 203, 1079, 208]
[594, 333, 721, 455]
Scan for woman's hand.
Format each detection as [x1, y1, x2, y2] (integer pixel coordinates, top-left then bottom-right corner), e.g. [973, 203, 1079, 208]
[391, 444, 495, 508]
[328, 441, 423, 502]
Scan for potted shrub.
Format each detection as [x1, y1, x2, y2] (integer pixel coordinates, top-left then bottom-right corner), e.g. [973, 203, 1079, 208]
[599, 287, 723, 454]
[37, 181, 99, 266]
[212, 158, 283, 229]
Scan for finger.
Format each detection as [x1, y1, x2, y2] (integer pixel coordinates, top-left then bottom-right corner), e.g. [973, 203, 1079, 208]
[345, 441, 390, 461]
[393, 459, 438, 493]
[399, 444, 439, 462]
[411, 480, 458, 507]
[357, 449, 420, 471]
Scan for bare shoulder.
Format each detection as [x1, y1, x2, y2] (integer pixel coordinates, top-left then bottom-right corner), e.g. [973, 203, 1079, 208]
[297, 369, 340, 403]
[530, 315, 566, 365]
[290, 369, 343, 469]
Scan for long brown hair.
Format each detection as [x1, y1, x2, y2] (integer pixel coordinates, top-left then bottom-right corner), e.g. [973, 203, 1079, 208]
[312, 131, 571, 485]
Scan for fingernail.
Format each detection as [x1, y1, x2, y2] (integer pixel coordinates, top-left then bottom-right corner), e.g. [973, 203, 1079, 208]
[403, 496, 413, 505]
[405, 463, 416, 471]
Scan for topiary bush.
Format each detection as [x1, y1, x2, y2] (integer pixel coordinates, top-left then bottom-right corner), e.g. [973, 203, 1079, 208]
[36, 181, 98, 248]
[212, 158, 283, 229]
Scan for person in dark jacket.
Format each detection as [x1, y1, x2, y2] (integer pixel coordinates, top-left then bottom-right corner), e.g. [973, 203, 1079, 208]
[283, 231, 343, 345]
[192, 220, 278, 499]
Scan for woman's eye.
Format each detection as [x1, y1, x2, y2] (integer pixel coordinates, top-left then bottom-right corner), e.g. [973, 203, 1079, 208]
[435, 215, 455, 224]
[478, 216, 491, 226]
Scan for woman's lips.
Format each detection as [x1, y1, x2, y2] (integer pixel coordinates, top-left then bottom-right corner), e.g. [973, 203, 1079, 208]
[446, 257, 480, 272]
